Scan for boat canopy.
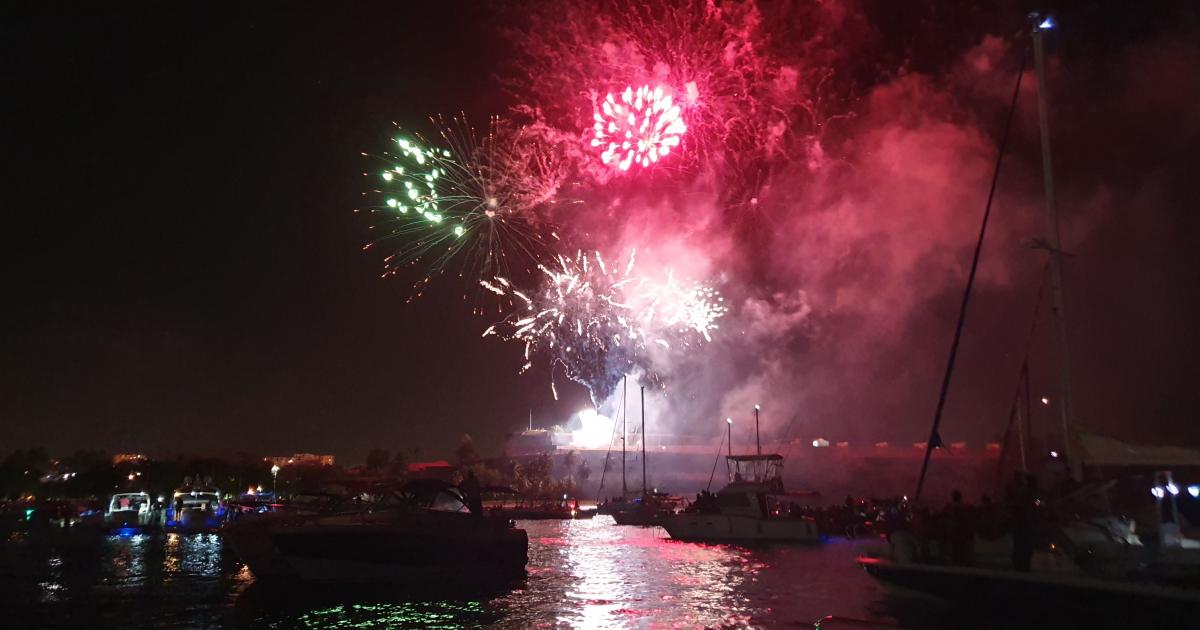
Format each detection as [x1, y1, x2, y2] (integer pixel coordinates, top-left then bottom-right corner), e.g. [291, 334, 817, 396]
[1078, 431, 1200, 468]
[726, 453, 784, 485]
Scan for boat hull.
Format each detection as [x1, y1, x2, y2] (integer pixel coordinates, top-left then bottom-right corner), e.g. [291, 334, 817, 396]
[660, 513, 820, 543]
[858, 555, 1200, 612]
[611, 508, 670, 527]
[226, 511, 528, 583]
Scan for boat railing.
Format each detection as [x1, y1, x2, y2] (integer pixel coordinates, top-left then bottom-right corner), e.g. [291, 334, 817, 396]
[812, 615, 900, 628]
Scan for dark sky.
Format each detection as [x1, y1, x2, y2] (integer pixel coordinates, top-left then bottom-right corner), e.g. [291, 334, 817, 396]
[3, 1, 1199, 462]
[1, 3, 577, 461]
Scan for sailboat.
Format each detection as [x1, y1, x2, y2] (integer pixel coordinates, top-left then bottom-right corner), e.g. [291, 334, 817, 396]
[611, 386, 680, 526]
[596, 377, 633, 516]
[857, 16, 1200, 613]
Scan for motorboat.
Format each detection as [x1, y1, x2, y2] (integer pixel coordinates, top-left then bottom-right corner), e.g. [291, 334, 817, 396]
[659, 454, 820, 543]
[105, 492, 156, 533]
[224, 479, 528, 583]
[165, 482, 224, 533]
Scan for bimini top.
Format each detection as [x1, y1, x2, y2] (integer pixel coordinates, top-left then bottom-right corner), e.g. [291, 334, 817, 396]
[726, 454, 784, 462]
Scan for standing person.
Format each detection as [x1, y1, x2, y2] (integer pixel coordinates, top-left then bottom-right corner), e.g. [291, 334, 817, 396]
[948, 490, 974, 565]
[460, 470, 483, 517]
[1011, 474, 1037, 572]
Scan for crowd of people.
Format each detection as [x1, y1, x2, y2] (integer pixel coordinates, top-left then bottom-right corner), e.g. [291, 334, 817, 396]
[889, 472, 1043, 570]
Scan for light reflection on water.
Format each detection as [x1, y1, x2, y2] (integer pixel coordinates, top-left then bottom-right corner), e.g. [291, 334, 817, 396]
[542, 518, 758, 627]
[1, 518, 892, 628]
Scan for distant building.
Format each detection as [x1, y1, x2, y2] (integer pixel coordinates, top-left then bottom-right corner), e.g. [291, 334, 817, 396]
[407, 460, 454, 481]
[112, 453, 148, 466]
[505, 429, 556, 456]
[264, 453, 335, 467]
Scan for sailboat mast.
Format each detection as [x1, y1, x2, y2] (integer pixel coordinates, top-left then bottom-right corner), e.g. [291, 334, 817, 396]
[1033, 19, 1081, 481]
[640, 385, 647, 497]
[621, 376, 627, 496]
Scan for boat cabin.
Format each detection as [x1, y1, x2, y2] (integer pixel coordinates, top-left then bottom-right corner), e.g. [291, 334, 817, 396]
[725, 454, 785, 488]
[107, 492, 151, 517]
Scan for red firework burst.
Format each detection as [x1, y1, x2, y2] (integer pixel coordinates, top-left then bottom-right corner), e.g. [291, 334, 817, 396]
[590, 85, 687, 171]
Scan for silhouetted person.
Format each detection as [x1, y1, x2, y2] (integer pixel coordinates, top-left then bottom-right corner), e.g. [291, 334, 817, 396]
[460, 471, 483, 517]
[1011, 474, 1037, 572]
[948, 490, 974, 565]
[978, 494, 1001, 539]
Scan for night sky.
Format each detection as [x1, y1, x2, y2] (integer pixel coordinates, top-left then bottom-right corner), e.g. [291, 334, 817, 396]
[4, 1, 1199, 463]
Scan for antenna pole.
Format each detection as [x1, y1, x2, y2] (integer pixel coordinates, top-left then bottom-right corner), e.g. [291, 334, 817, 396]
[754, 405, 762, 457]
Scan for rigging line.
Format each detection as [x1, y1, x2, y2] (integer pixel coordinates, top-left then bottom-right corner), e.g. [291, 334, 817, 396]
[996, 266, 1048, 485]
[595, 379, 628, 499]
[776, 411, 804, 461]
[914, 49, 1028, 504]
[706, 429, 727, 492]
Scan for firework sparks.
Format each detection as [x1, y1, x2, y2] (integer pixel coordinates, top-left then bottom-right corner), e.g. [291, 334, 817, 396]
[591, 85, 686, 171]
[363, 116, 567, 300]
[483, 249, 724, 402]
[647, 273, 727, 343]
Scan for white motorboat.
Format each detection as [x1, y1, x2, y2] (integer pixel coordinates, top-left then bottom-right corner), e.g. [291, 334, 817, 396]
[165, 482, 224, 533]
[105, 491, 154, 532]
[660, 454, 820, 543]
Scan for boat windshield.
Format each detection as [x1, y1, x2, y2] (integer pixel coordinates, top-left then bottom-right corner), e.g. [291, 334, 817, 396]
[380, 481, 469, 513]
[176, 491, 221, 509]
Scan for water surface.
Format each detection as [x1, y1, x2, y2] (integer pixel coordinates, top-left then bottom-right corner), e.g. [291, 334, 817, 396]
[3, 519, 913, 628]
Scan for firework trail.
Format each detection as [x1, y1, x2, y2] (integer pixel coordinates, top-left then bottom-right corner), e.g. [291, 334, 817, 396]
[482, 249, 725, 403]
[362, 116, 569, 302]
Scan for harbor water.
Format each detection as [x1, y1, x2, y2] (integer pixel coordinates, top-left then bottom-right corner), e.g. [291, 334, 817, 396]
[3, 518, 946, 629]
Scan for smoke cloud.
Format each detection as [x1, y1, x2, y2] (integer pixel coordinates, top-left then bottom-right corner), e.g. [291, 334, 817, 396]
[495, 0, 1200, 448]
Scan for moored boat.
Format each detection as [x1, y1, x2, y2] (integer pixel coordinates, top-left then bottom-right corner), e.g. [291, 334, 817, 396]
[495, 494, 593, 520]
[660, 454, 820, 543]
[611, 491, 679, 526]
[105, 491, 157, 533]
[857, 552, 1200, 616]
[165, 482, 224, 533]
[224, 479, 528, 583]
